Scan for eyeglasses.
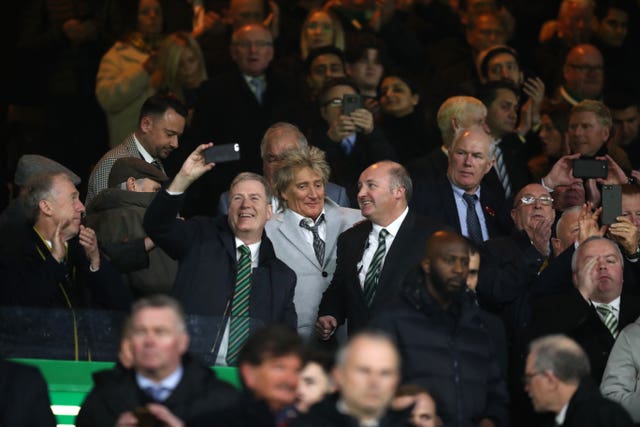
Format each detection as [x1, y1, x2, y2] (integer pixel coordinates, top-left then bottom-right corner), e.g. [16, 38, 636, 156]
[567, 63, 604, 73]
[233, 40, 273, 49]
[322, 98, 343, 108]
[522, 371, 543, 384]
[518, 195, 554, 206]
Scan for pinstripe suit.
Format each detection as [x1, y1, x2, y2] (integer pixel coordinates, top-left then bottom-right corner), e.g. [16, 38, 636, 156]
[86, 134, 165, 204]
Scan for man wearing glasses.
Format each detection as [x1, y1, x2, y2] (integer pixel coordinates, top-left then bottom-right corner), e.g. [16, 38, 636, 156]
[525, 334, 633, 427]
[310, 77, 396, 203]
[190, 23, 301, 215]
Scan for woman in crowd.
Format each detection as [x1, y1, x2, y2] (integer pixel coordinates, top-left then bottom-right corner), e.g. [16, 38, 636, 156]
[528, 105, 570, 180]
[300, 9, 345, 60]
[96, 0, 164, 147]
[378, 73, 435, 165]
[156, 32, 208, 117]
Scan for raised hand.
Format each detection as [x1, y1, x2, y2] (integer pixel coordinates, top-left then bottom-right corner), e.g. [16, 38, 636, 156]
[168, 143, 216, 192]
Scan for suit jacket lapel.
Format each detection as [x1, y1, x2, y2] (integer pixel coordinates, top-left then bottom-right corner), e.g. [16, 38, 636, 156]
[443, 183, 463, 234]
[323, 201, 342, 264]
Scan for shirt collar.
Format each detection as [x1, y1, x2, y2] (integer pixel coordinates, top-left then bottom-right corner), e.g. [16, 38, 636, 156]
[235, 238, 261, 263]
[290, 208, 327, 226]
[592, 296, 621, 313]
[449, 178, 481, 199]
[555, 402, 569, 425]
[133, 134, 156, 163]
[136, 364, 183, 392]
[372, 207, 408, 238]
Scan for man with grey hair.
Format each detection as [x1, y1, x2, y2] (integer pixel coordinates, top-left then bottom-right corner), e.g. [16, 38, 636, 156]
[531, 236, 640, 383]
[76, 295, 239, 427]
[292, 331, 404, 427]
[217, 122, 350, 214]
[525, 334, 632, 427]
[85, 157, 176, 297]
[412, 126, 510, 244]
[144, 143, 296, 366]
[409, 95, 488, 181]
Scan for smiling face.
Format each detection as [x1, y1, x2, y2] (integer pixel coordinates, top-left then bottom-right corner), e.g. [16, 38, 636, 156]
[486, 88, 518, 138]
[282, 167, 325, 220]
[305, 11, 334, 50]
[447, 128, 494, 193]
[357, 162, 405, 226]
[43, 175, 85, 240]
[573, 238, 623, 303]
[379, 76, 418, 118]
[227, 178, 272, 244]
[511, 184, 555, 235]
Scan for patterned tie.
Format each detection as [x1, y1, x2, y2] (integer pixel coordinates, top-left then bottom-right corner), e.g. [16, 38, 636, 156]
[340, 135, 355, 155]
[226, 245, 252, 365]
[494, 144, 512, 199]
[250, 77, 264, 104]
[462, 193, 483, 245]
[363, 229, 389, 306]
[596, 304, 619, 338]
[299, 214, 325, 266]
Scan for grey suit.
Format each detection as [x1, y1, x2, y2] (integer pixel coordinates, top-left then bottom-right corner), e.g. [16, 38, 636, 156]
[218, 182, 351, 215]
[86, 134, 165, 204]
[265, 199, 362, 338]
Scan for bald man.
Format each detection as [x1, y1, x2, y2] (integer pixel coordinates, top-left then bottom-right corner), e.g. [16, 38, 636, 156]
[372, 231, 508, 427]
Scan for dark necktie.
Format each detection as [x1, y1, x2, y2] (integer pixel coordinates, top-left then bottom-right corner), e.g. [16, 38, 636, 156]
[151, 160, 163, 170]
[250, 77, 264, 104]
[226, 245, 252, 366]
[363, 229, 389, 306]
[462, 193, 483, 245]
[144, 385, 170, 402]
[299, 214, 325, 266]
[596, 304, 619, 338]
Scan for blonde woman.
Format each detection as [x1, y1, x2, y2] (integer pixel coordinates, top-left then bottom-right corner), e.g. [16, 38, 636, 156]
[300, 9, 345, 60]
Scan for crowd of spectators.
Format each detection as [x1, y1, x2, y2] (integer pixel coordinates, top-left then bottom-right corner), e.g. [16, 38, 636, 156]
[3, 0, 640, 426]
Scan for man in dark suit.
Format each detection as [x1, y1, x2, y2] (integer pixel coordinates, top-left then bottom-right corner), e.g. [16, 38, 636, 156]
[190, 23, 302, 208]
[530, 236, 640, 384]
[316, 161, 441, 338]
[0, 360, 56, 427]
[525, 334, 633, 427]
[144, 143, 296, 365]
[76, 295, 239, 427]
[476, 81, 532, 201]
[412, 127, 511, 243]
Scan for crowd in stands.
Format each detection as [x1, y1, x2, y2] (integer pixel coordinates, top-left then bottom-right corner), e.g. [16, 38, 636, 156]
[4, 0, 640, 426]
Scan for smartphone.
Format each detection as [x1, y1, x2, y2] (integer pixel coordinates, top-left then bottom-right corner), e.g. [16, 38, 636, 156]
[204, 143, 241, 164]
[134, 407, 159, 427]
[343, 94, 363, 132]
[573, 158, 608, 179]
[342, 94, 363, 116]
[602, 184, 622, 225]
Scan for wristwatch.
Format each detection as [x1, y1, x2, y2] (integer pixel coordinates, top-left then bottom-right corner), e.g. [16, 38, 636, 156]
[627, 245, 640, 260]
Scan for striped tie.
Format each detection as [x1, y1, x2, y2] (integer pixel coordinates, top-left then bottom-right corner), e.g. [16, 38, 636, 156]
[596, 304, 619, 338]
[363, 229, 389, 306]
[299, 214, 325, 266]
[226, 245, 252, 365]
[494, 144, 512, 199]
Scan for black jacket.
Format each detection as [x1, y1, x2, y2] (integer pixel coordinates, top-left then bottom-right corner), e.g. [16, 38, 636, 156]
[76, 355, 239, 427]
[560, 377, 633, 427]
[0, 360, 56, 427]
[371, 278, 509, 427]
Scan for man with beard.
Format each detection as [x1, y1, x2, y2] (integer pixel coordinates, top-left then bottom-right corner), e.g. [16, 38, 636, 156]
[371, 231, 509, 427]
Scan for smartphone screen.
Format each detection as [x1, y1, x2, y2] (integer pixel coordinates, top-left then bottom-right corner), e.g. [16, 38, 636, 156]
[602, 184, 622, 225]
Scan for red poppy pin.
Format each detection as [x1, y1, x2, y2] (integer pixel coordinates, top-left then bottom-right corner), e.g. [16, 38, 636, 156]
[485, 205, 496, 217]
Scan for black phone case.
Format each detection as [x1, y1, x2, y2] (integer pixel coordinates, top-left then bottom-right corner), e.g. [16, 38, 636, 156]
[602, 184, 622, 225]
